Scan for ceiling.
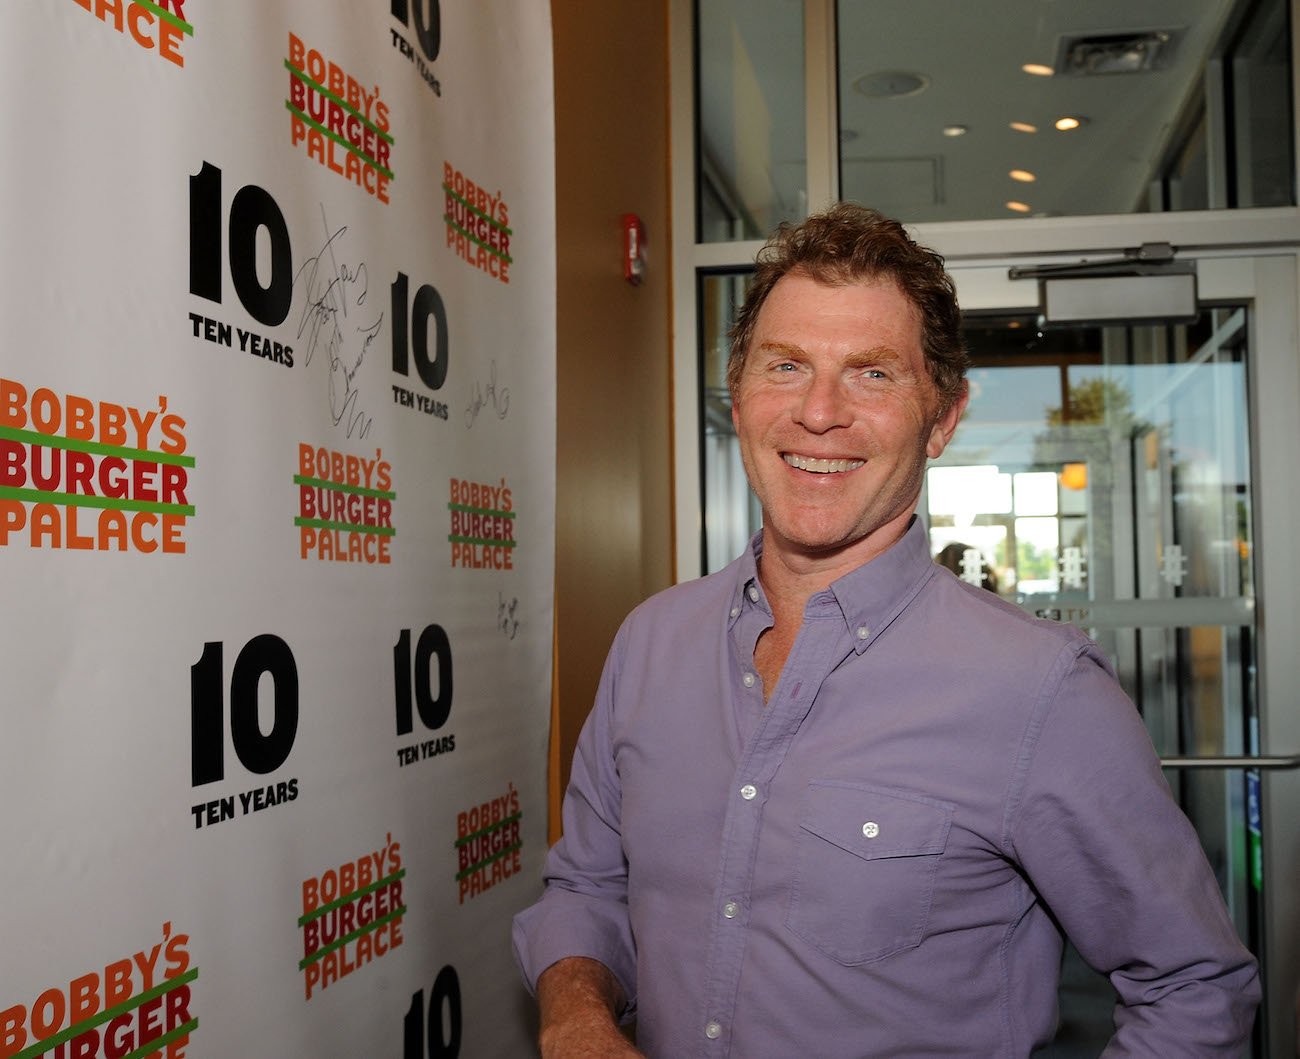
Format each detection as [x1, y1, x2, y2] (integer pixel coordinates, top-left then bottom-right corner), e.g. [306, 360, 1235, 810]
[698, 0, 1289, 233]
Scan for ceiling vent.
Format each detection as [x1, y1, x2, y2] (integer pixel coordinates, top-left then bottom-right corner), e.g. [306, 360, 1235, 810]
[1054, 30, 1181, 75]
[853, 70, 930, 99]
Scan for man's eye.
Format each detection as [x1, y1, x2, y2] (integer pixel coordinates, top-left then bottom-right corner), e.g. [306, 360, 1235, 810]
[774, 362, 798, 372]
[863, 368, 887, 380]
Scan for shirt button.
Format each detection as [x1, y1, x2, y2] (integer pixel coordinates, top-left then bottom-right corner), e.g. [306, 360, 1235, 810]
[747, 585, 759, 602]
[705, 1021, 722, 1040]
[740, 783, 757, 800]
[723, 900, 739, 919]
[729, 606, 740, 618]
[742, 672, 756, 688]
[856, 625, 870, 640]
[862, 821, 880, 838]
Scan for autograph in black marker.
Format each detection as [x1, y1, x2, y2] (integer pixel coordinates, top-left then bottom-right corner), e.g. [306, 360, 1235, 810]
[497, 592, 520, 640]
[465, 359, 511, 429]
[295, 204, 383, 439]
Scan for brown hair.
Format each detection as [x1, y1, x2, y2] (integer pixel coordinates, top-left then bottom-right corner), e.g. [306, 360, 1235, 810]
[727, 203, 968, 409]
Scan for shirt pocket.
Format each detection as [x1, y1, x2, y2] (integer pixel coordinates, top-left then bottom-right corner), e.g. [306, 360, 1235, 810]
[784, 781, 954, 965]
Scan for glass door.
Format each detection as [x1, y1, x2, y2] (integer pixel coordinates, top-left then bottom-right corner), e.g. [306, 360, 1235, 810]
[932, 303, 1261, 1055]
[694, 253, 1300, 1054]
[943, 254, 1300, 1057]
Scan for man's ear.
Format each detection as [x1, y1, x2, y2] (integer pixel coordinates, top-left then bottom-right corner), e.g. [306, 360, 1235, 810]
[926, 382, 969, 459]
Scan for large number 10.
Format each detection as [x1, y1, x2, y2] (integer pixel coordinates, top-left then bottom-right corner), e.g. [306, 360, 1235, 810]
[391, 272, 450, 391]
[394, 625, 453, 736]
[404, 966, 461, 1058]
[391, 0, 441, 63]
[189, 161, 293, 328]
[191, 635, 299, 786]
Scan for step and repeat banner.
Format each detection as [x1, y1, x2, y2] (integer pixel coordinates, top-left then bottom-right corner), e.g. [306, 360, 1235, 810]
[1, 2, 554, 1056]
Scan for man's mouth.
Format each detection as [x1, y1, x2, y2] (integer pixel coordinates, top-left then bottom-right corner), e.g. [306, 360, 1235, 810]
[783, 453, 865, 474]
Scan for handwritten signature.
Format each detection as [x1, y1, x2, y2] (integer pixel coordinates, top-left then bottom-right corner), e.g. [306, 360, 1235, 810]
[294, 205, 383, 439]
[465, 360, 511, 429]
[497, 593, 520, 640]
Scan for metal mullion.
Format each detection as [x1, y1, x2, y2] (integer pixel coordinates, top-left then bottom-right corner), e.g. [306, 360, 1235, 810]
[804, 0, 838, 214]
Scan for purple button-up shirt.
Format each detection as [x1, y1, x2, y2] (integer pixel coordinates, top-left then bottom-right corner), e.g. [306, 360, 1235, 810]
[513, 520, 1259, 1056]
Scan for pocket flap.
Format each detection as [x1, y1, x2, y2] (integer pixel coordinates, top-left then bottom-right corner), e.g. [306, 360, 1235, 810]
[799, 782, 953, 861]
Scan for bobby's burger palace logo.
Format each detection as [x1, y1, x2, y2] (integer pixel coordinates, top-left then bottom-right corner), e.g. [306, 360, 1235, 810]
[0, 379, 193, 554]
[456, 784, 522, 905]
[448, 476, 513, 570]
[443, 163, 511, 284]
[67, 0, 193, 68]
[300, 835, 405, 1000]
[296, 444, 394, 564]
[286, 33, 393, 204]
[1, 923, 197, 1058]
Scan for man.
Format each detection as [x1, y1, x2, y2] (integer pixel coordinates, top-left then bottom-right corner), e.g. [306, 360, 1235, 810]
[513, 205, 1260, 1056]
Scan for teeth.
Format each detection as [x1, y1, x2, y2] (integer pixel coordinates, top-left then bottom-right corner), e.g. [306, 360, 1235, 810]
[783, 454, 865, 474]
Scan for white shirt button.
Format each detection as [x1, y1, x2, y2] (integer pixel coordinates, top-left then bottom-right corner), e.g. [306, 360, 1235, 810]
[723, 900, 739, 919]
[862, 821, 880, 838]
[856, 625, 870, 640]
[729, 605, 740, 618]
[740, 783, 757, 800]
[747, 585, 759, 602]
[705, 1021, 722, 1040]
[742, 672, 756, 688]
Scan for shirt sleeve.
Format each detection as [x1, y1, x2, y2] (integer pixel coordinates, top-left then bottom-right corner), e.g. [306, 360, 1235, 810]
[1008, 642, 1261, 1056]
[511, 625, 638, 1016]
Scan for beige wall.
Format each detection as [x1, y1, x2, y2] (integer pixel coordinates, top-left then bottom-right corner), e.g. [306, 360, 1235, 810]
[549, 3, 675, 840]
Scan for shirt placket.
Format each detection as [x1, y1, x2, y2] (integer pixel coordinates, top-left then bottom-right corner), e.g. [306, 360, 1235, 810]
[697, 605, 851, 1055]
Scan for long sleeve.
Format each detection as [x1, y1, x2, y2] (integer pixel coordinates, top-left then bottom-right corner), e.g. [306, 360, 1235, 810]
[1009, 645, 1260, 1055]
[512, 626, 639, 1015]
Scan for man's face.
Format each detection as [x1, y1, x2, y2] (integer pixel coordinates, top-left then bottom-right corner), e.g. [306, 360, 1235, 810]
[732, 272, 966, 564]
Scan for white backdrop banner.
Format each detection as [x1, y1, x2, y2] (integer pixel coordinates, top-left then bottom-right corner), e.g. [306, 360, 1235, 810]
[1, 1, 554, 1056]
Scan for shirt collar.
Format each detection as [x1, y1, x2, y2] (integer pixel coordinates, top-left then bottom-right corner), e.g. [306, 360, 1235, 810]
[728, 533, 768, 630]
[729, 518, 937, 650]
[830, 517, 937, 652]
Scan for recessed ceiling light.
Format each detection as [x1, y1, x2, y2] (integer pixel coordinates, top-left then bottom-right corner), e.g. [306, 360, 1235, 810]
[942, 124, 969, 137]
[1009, 169, 1036, 183]
[1006, 201, 1032, 213]
[1009, 121, 1038, 133]
[1055, 116, 1088, 131]
[1022, 63, 1054, 77]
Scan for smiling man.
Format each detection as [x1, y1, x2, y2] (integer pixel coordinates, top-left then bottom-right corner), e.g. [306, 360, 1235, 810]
[513, 205, 1259, 1057]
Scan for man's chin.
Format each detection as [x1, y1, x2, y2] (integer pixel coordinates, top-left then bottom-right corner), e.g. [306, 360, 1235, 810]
[762, 511, 914, 565]
[765, 523, 864, 558]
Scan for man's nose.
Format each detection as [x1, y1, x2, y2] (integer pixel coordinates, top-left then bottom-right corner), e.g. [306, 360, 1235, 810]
[795, 372, 853, 431]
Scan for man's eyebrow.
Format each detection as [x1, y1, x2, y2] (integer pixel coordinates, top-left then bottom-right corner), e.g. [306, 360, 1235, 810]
[754, 340, 806, 358]
[843, 345, 904, 366]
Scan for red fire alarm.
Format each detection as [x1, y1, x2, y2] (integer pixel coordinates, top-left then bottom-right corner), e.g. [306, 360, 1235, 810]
[622, 213, 646, 285]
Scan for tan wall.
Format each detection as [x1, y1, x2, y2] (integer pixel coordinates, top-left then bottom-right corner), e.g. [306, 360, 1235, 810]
[549, 3, 675, 840]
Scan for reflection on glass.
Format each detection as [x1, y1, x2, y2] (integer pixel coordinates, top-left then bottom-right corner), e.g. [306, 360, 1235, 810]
[696, 0, 806, 242]
[834, 0, 1293, 221]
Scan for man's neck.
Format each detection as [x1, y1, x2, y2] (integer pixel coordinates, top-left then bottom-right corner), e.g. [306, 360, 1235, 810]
[756, 515, 913, 618]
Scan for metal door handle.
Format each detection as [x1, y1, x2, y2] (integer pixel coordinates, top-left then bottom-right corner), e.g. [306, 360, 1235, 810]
[1159, 754, 1300, 770]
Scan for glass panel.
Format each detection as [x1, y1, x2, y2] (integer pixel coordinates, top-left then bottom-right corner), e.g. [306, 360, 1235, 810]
[700, 271, 758, 570]
[696, 0, 806, 242]
[835, 0, 1294, 222]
